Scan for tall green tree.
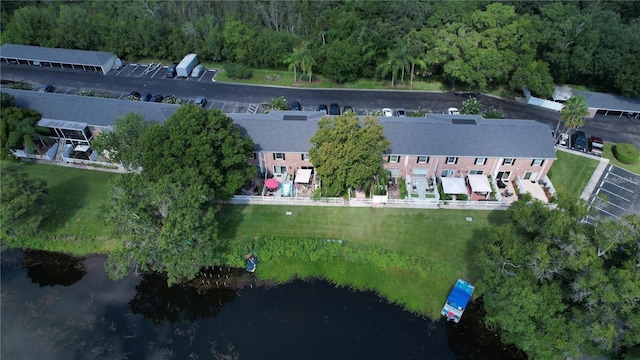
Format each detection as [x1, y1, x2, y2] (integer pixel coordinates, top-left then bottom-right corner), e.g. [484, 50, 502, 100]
[309, 112, 390, 197]
[90, 113, 150, 170]
[0, 106, 49, 159]
[376, 50, 402, 87]
[0, 164, 51, 239]
[104, 106, 256, 285]
[477, 193, 640, 359]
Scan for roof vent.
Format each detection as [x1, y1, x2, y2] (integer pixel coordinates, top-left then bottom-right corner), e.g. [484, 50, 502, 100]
[451, 119, 477, 125]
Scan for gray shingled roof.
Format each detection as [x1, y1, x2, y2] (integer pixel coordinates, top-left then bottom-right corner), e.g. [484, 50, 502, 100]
[3, 89, 555, 159]
[0, 44, 117, 69]
[573, 90, 640, 112]
[229, 113, 555, 159]
[3, 88, 178, 127]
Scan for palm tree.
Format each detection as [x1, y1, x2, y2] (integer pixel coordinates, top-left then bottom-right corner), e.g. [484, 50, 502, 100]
[283, 48, 303, 84]
[2, 108, 51, 157]
[408, 54, 426, 88]
[556, 95, 589, 146]
[376, 50, 401, 87]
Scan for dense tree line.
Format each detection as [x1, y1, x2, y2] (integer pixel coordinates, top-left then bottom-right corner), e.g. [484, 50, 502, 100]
[2, 1, 639, 97]
[477, 193, 640, 359]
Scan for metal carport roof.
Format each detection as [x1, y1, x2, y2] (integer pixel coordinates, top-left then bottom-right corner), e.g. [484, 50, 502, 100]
[0, 44, 118, 75]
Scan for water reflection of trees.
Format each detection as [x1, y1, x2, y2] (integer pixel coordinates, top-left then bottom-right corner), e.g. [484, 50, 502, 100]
[128, 273, 237, 325]
[445, 296, 527, 360]
[23, 250, 86, 287]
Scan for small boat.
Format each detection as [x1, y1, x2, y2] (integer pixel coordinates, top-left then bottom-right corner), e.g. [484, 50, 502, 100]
[245, 254, 258, 273]
[441, 279, 475, 323]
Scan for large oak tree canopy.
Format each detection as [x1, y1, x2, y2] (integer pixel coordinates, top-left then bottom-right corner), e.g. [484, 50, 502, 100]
[104, 106, 256, 285]
[309, 113, 390, 197]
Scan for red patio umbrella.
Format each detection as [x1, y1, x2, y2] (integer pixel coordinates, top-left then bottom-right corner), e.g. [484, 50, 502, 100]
[265, 178, 280, 189]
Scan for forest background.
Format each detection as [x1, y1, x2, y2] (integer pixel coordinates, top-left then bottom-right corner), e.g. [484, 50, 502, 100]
[2, 0, 639, 98]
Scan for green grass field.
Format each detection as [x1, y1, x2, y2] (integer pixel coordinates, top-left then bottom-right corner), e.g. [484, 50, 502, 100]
[547, 150, 599, 197]
[216, 204, 507, 316]
[12, 162, 120, 254]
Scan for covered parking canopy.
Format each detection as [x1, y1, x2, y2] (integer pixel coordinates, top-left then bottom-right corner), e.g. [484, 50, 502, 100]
[467, 175, 491, 194]
[0, 44, 118, 75]
[573, 90, 640, 119]
[441, 177, 467, 195]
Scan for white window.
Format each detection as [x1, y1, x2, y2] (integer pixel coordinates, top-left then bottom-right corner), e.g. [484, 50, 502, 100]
[301, 153, 309, 161]
[446, 157, 457, 164]
[470, 170, 484, 175]
[388, 168, 400, 177]
[417, 156, 429, 164]
[503, 158, 515, 165]
[273, 153, 285, 160]
[273, 165, 287, 174]
[389, 155, 400, 163]
[531, 159, 544, 166]
[475, 157, 486, 165]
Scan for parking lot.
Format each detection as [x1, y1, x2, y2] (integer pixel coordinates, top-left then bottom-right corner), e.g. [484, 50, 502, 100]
[587, 165, 640, 222]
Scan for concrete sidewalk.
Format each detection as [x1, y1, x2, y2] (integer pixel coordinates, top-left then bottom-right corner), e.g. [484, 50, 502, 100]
[579, 156, 610, 201]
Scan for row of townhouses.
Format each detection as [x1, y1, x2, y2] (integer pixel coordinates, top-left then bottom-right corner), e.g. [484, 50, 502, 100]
[4, 88, 556, 202]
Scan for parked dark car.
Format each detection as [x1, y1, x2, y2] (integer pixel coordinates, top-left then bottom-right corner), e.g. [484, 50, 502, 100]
[149, 95, 164, 103]
[128, 91, 140, 99]
[571, 130, 587, 151]
[194, 97, 207, 107]
[39, 84, 55, 93]
[329, 103, 341, 115]
[394, 108, 407, 117]
[140, 92, 152, 101]
[166, 63, 178, 78]
[290, 101, 302, 111]
[318, 104, 328, 114]
[343, 105, 354, 114]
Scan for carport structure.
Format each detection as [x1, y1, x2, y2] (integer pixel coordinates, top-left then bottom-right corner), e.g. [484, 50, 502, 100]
[573, 90, 640, 119]
[0, 44, 118, 75]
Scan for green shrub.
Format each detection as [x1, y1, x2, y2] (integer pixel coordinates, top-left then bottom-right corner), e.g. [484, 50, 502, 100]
[612, 143, 639, 164]
[457, 194, 468, 201]
[224, 62, 252, 79]
[399, 178, 408, 199]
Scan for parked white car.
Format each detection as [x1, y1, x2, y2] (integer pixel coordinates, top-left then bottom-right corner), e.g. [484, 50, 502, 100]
[191, 64, 205, 77]
[447, 107, 460, 115]
[382, 108, 393, 117]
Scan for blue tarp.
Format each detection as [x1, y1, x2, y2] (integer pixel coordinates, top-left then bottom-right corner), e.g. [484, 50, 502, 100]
[446, 279, 474, 310]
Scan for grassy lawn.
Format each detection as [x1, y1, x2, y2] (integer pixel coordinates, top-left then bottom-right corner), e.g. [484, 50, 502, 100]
[11, 162, 121, 254]
[547, 150, 599, 197]
[217, 205, 507, 316]
[603, 142, 640, 174]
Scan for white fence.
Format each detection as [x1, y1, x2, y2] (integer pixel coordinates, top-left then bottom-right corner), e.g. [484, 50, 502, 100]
[223, 195, 511, 210]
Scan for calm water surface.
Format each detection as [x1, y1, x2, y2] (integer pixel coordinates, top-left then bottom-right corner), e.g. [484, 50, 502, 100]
[1, 249, 525, 359]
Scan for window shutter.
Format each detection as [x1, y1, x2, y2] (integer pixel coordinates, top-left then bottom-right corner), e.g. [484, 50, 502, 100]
[454, 157, 458, 164]
[273, 153, 276, 160]
[282, 154, 285, 160]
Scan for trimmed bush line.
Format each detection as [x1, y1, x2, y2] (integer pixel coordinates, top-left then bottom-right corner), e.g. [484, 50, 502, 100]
[612, 143, 639, 164]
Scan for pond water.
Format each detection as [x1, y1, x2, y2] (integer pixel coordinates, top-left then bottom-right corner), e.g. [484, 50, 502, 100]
[1, 249, 526, 359]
